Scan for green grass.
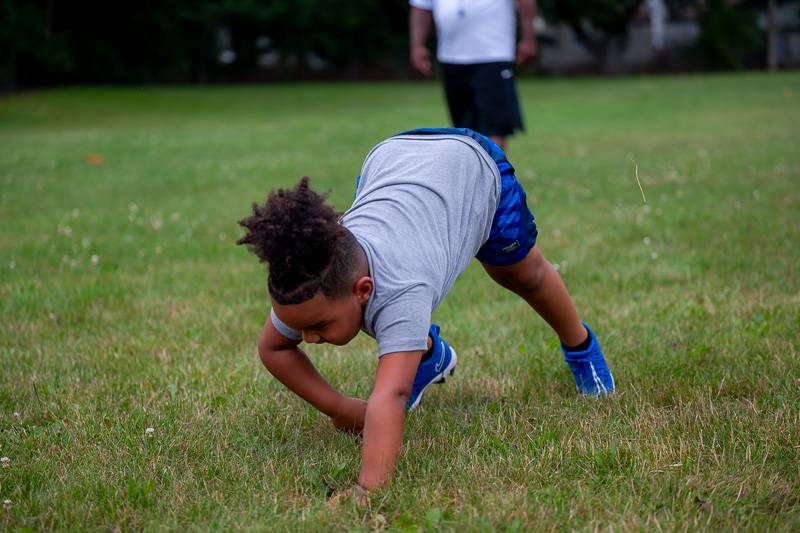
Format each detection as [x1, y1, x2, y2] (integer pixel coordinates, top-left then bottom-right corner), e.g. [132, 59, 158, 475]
[1, 73, 799, 531]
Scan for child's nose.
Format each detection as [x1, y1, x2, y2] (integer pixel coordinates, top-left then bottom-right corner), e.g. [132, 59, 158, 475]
[303, 331, 323, 344]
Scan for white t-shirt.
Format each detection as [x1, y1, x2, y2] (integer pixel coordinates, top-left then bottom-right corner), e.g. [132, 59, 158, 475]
[410, 0, 516, 64]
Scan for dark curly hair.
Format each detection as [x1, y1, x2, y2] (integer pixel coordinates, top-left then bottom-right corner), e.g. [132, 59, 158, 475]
[237, 177, 361, 305]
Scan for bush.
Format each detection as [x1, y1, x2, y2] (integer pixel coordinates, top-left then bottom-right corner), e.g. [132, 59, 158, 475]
[695, 0, 765, 69]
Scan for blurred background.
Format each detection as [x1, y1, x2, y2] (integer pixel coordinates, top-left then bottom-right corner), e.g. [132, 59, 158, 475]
[2, 0, 798, 90]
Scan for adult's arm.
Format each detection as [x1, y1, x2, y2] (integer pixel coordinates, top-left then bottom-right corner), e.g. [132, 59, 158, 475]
[357, 350, 423, 489]
[517, 0, 538, 64]
[258, 318, 367, 432]
[409, 6, 434, 76]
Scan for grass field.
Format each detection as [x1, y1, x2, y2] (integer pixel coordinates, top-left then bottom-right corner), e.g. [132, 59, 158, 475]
[1, 73, 799, 531]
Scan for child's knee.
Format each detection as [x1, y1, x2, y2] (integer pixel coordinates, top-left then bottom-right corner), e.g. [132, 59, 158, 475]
[492, 251, 548, 294]
[519, 252, 549, 293]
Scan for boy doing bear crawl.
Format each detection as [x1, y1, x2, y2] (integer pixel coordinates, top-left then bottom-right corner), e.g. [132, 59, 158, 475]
[237, 128, 614, 492]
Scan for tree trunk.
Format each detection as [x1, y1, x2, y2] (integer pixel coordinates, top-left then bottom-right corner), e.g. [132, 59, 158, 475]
[767, 0, 778, 71]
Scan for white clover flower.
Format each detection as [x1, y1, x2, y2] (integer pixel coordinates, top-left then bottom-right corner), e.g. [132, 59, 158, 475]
[128, 202, 139, 213]
[1, 457, 9, 467]
[643, 236, 651, 245]
[12, 412, 20, 418]
[650, 252, 659, 260]
[3, 499, 10, 509]
[71, 208, 80, 219]
[145, 427, 154, 437]
[90, 255, 99, 266]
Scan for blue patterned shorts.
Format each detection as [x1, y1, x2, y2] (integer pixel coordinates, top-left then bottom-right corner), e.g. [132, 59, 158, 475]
[475, 152, 538, 266]
[368, 128, 538, 266]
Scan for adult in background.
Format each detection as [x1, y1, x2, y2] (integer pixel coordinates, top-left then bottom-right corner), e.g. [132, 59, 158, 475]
[409, 0, 537, 152]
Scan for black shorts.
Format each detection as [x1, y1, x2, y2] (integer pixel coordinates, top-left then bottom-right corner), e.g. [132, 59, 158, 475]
[440, 61, 524, 138]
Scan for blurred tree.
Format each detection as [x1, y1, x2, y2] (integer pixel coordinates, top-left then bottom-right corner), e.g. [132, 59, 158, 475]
[0, 0, 778, 86]
[538, 0, 770, 72]
[1, 0, 409, 87]
[0, 0, 73, 88]
[538, 0, 645, 73]
[693, 0, 764, 69]
[209, 0, 407, 77]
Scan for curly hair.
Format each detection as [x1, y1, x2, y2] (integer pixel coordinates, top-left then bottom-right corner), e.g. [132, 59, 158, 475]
[237, 177, 361, 305]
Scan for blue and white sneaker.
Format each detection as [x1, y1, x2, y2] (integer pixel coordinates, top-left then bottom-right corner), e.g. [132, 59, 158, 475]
[562, 323, 614, 395]
[406, 324, 457, 412]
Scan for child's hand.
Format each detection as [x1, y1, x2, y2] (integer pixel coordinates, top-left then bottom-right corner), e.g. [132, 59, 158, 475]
[330, 396, 367, 434]
[326, 484, 369, 508]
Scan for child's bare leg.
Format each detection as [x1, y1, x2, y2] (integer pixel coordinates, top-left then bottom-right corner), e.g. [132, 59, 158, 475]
[489, 135, 506, 153]
[482, 245, 586, 347]
[483, 240, 615, 394]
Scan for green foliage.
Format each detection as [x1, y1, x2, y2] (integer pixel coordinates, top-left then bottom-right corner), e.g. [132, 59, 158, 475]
[0, 0, 73, 88]
[696, 0, 764, 69]
[538, 0, 769, 71]
[538, 0, 644, 71]
[539, 0, 644, 37]
[0, 0, 408, 86]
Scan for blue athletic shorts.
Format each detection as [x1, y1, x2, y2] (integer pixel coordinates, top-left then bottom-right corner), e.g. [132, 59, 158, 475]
[475, 148, 538, 266]
[357, 128, 538, 267]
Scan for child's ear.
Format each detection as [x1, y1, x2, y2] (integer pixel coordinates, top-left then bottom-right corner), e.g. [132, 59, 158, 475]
[353, 276, 373, 304]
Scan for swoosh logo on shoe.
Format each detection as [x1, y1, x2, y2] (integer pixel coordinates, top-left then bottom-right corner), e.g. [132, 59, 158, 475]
[434, 341, 447, 373]
[589, 362, 607, 394]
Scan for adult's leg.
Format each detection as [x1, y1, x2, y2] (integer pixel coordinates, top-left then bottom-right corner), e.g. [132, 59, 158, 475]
[441, 63, 477, 131]
[482, 244, 586, 347]
[474, 62, 522, 155]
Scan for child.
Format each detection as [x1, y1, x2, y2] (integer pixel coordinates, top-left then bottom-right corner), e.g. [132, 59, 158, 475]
[237, 128, 614, 493]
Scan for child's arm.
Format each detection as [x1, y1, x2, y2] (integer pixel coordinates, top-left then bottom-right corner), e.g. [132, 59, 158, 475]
[258, 319, 367, 432]
[357, 350, 424, 489]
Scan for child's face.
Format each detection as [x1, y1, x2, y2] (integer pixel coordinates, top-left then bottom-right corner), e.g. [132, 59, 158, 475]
[272, 280, 371, 346]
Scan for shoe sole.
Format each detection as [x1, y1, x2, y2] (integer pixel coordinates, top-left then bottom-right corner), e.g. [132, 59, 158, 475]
[407, 346, 457, 412]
